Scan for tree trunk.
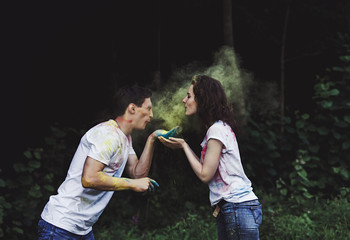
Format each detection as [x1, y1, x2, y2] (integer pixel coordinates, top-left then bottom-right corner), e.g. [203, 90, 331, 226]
[223, 0, 233, 47]
[154, 0, 162, 91]
[280, 5, 290, 132]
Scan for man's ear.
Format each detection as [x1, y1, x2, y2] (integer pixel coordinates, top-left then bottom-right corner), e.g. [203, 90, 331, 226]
[128, 103, 136, 114]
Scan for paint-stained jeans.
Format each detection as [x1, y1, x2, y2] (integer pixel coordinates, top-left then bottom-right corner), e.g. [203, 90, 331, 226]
[38, 218, 95, 240]
[217, 200, 262, 240]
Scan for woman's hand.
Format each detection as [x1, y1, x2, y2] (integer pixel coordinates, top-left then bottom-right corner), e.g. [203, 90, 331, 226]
[158, 136, 186, 149]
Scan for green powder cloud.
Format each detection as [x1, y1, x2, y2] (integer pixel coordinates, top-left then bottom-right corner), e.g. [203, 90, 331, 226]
[152, 46, 252, 131]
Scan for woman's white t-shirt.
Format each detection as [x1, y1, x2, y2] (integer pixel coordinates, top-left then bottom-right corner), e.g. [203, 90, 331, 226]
[200, 120, 257, 206]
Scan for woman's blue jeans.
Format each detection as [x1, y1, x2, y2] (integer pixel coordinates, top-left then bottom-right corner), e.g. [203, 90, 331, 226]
[217, 199, 262, 240]
[38, 218, 95, 240]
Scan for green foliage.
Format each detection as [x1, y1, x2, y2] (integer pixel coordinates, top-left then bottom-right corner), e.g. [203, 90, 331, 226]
[260, 190, 350, 240]
[241, 35, 350, 201]
[94, 191, 350, 240]
[0, 126, 81, 239]
[95, 207, 217, 240]
[2, 34, 349, 239]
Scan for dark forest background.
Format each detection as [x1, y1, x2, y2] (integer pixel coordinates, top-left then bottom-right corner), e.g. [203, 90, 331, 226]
[2, 0, 350, 239]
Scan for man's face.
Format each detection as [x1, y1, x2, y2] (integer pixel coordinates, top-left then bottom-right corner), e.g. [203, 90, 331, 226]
[134, 98, 153, 130]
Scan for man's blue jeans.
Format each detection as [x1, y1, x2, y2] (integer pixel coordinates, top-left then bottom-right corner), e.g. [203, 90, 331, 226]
[217, 200, 262, 240]
[38, 218, 95, 240]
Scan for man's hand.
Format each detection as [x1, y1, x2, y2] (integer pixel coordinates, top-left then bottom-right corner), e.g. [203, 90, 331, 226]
[153, 126, 181, 139]
[131, 177, 159, 192]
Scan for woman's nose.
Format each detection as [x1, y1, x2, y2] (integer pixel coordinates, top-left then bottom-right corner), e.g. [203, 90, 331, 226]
[182, 97, 187, 103]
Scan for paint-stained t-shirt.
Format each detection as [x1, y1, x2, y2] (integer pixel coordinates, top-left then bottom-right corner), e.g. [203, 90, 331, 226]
[200, 120, 257, 206]
[41, 120, 135, 235]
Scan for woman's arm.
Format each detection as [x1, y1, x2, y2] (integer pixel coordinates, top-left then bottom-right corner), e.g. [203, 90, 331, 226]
[159, 137, 222, 183]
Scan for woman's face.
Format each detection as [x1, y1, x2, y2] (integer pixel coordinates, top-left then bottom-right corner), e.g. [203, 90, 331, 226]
[182, 84, 197, 116]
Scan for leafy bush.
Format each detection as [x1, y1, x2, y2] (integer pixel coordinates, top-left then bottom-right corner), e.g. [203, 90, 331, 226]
[260, 189, 350, 240]
[241, 34, 350, 201]
[0, 126, 81, 239]
[95, 207, 217, 240]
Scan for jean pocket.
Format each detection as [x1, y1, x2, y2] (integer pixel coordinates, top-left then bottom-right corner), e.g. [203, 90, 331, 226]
[38, 219, 52, 238]
[250, 205, 262, 225]
[220, 204, 234, 215]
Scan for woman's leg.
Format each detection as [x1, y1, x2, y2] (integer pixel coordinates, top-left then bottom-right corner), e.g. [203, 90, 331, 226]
[236, 200, 262, 240]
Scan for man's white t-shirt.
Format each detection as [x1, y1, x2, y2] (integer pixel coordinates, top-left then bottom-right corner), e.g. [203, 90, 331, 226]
[41, 120, 135, 235]
[200, 121, 258, 206]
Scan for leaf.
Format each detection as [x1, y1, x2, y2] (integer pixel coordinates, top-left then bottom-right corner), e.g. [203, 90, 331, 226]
[43, 184, 55, 192]
[280, 189, 288, 196]
[344, 116, 350, 124]
[340, 169, 349, 179]
[23, 151, 32, 159]
[34, 151, 42, 160]
[332, 130, 342, 140]
[301, 114, 310, 120]
[297, 169, 308, 181]
[309, 144, 320, 153]
[339, 55, 350, 62]
[296, 120, 305, 128]
[12, 227, 24, 234]
[320, 100, 333, 108]
[303, 192, 313, 199]
[28, 185, 43, 198]
[332, 66, 344, 72]
[0, 179, 5, 187]
[342, 141, 350, 150]
[13, 163, 27, 173]
[317, 127, 329, 135]
[28, 160, 41, 169]
[328, 89, 340, 96]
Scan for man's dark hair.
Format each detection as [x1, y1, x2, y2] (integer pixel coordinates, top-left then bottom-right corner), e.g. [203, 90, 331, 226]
[112, 85, 152, 117]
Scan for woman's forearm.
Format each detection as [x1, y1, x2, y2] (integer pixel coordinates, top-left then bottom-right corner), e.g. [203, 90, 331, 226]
[182, 143, 208, 182]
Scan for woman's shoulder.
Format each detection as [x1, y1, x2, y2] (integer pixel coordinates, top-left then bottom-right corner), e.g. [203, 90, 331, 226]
[207, 120, 231, 133]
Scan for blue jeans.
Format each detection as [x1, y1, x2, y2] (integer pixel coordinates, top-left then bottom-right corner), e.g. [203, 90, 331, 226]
[38, 218, 95, 240]
[217, 200, 262, 240]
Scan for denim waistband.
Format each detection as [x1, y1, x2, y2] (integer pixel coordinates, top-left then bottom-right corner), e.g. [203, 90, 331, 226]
[218, 199, 260, 208]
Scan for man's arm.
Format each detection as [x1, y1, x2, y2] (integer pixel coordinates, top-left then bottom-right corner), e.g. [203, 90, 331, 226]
[81, 156, 152, 192]
[126, 134, 156, 179]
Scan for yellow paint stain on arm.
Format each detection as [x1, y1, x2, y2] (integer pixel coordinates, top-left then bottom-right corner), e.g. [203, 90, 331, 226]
[82, 156, 134, 191]
[82, 172, 134, 191]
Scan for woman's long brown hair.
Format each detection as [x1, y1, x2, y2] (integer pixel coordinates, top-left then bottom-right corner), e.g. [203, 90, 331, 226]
[192, 75, 238, 133]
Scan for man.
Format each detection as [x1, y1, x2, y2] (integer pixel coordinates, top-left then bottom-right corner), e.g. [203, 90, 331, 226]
[38, 85, 159, 240]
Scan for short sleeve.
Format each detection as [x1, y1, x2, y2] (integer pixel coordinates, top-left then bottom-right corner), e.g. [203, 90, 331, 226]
[86, 126, 121, 165]
[128, 135, 136, 155]
[206, 122, 230, 153]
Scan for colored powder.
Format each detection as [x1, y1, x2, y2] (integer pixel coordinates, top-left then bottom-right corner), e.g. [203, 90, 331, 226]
[152, 46, 253, 130]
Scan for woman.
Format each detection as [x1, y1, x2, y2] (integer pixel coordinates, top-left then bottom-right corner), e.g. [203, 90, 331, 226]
[160, 75, 262, 240]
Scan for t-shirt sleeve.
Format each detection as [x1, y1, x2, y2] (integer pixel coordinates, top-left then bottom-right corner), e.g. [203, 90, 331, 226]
[86, 126, 121, 166]
[206, 123, 230, 153]
[128, 136, 136, 155]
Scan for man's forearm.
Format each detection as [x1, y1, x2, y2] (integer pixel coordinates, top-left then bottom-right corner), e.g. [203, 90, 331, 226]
[133, 135, 156, 178]
[82, 172, 135, 191]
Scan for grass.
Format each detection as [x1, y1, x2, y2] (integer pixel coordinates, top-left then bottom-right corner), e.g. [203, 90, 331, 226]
[95, 192, 350, 240]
